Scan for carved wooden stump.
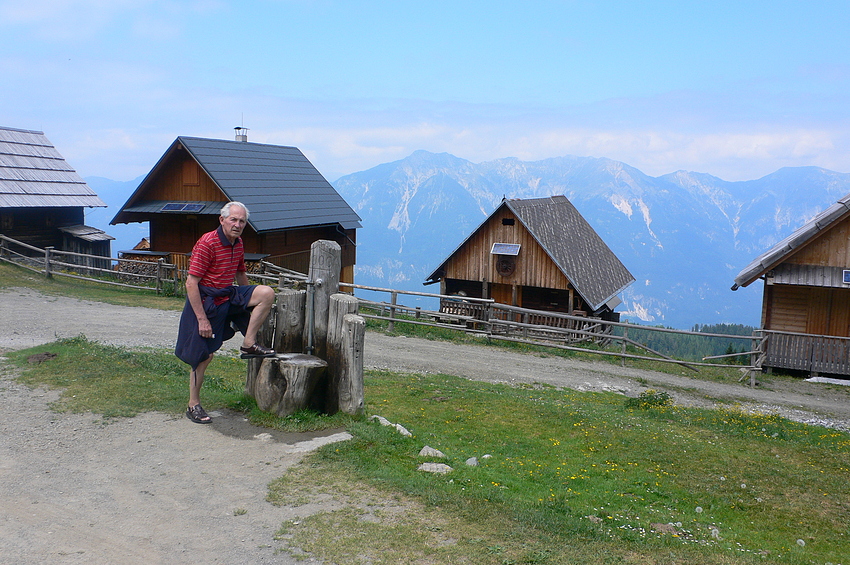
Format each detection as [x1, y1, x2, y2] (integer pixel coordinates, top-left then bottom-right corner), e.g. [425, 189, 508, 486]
[248, 353, 328, 417]
[274, 288, 306, 354]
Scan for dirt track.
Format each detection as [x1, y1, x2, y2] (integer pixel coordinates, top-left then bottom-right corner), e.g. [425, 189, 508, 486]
[2, 287, 850, 563]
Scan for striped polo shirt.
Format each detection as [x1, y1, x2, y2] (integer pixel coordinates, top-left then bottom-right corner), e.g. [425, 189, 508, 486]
[188, 226, 247, 304]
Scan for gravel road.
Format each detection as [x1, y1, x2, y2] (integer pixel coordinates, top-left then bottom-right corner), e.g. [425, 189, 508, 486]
[2, 287, 849, 563]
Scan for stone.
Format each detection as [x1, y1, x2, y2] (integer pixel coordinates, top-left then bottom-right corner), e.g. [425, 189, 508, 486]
[418, 462, 453, 474]
[419, 445, 446, 458]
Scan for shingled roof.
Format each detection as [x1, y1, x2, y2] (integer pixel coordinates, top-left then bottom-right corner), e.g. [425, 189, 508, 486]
[0, 126, 106, 208]
[733, 192, 850, 289]
[111, 136, 361, 232]
[428, 195, 635, 312]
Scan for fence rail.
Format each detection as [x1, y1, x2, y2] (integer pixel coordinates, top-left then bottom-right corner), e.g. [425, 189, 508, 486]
[2, 233, 782, 381]
[336, 279, 765, 379]
[0, 234, 280, 296]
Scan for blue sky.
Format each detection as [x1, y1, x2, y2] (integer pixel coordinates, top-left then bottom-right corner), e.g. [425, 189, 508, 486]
[2, 0, 849, 182]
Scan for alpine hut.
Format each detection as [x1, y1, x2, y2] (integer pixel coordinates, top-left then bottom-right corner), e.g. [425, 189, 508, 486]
[425, 195, 634, 323]
[0, 126, 112, 267]
[110, 130, 361, 281]
[733, 192, 850, 376]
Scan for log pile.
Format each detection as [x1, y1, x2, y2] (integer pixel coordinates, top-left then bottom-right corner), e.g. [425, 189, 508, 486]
[115, 253, 160, 284]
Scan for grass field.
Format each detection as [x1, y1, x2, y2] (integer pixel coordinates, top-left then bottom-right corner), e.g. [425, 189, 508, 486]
[6, 335, 849, 564]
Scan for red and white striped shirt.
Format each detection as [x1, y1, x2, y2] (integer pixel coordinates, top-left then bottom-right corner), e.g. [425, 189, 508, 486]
[188, 226, 246, 304]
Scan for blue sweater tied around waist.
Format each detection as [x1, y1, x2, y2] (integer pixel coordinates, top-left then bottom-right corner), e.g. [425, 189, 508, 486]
[174, 285, 253, 369]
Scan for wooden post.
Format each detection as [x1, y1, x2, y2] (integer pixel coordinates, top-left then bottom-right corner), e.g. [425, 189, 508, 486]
[274, 288, 306, 354]
[156, 258, 164, 294]
[388, 291, 397, 333]
[622, 326, 628, 367]
[307, 240, 341, 360]
[338, 314, 365, 415]
[44, 246, 53, 278]
[326, 294, 363, 414]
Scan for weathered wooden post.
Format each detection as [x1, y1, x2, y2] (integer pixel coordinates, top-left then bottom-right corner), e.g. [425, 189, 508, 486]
[388, 291, 397, 333]
[274, 288, 306, 354]
[622, 326, 628, 367]
[44, 246, 53, 278]
[307, 240, 340, 360]
[156, 258, 164, 294]
[326, 293, 364, 414]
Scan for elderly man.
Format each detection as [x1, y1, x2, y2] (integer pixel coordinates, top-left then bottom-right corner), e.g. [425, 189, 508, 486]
[175, 201, 276, 424]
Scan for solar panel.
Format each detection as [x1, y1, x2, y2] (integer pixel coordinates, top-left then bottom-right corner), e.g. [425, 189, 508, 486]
[161, 202, 206, 212]
[491, 243, 521, 256]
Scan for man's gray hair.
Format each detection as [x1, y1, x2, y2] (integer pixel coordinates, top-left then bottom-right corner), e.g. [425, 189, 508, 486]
[221, 201, 249, 219]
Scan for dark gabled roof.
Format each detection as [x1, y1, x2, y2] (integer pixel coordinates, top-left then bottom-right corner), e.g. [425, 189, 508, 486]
[0, 126, 106, 208]
[428, 195, 635, 312]
[733, 193, 850, 289]
[111, 136, 361, 232]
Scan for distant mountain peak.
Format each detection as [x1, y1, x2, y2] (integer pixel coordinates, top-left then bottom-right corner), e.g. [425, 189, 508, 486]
[332, 151, 850, 328]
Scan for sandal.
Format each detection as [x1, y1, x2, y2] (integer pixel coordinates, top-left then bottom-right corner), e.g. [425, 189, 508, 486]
[240, 343, 276, 359]
[186, 404, 212, 424]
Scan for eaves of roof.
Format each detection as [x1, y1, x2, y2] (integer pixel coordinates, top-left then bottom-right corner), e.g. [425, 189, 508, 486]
[732, 193, 850, 289]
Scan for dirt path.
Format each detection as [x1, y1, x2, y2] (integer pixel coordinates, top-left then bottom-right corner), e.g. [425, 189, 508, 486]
[2, 287, 849, 563]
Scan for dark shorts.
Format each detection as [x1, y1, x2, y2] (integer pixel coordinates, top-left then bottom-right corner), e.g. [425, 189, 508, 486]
[175, 284, 258, 369]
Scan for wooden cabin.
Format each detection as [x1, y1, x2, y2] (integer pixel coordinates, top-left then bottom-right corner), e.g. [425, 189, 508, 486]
[110, 131, 361, 281]
[733, 193, 850, 376]
[426, 195, 634, 321]
[0, 126, 112, 264]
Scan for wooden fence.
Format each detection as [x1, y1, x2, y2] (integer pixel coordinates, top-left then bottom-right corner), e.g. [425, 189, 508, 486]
[335, 280, 765, 379]
[2, 233, 782, 381]
[0, 234, 287, 295]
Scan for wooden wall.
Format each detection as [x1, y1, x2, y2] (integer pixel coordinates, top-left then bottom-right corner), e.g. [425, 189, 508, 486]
[1, 207, 84, 250]
[442, 206, 571, 290]
[766, 284, 850, 337]
[144, 150, 224, 202]
[787, 214, 850, 268]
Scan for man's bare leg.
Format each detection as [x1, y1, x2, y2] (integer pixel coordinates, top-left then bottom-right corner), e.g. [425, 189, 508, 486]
[241, 284, 275, 348]
[189, 353, 213, 410]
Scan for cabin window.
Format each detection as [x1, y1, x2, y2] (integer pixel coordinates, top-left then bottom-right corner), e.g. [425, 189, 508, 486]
[0, 212, 12, 231]
[502, 218, 515, 226]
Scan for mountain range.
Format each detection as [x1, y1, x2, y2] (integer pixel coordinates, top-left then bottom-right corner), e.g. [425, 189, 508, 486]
[83, 151, 850, 330]
[332, 151, 850, 329]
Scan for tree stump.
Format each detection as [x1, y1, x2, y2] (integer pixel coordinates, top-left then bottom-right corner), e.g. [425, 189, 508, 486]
[274, 288, 306, 353]
[308, 240, 341, 360]
[248, 354, 328, 417]
[326, 294, 364, 414]
[336, 313, 365, 415]
[245, 297, 277, 386]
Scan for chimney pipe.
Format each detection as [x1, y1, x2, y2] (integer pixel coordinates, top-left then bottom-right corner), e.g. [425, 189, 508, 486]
[234, 126, 249, 142]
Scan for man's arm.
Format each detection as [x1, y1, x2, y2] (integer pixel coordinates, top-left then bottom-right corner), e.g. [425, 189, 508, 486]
[235, 270, 250, 287]
[186, 274, 213, 338]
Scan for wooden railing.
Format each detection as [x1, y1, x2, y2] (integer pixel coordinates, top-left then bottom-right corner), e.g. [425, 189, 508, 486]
[761, 330, 850, 376]
[0, 234, 284, 296]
